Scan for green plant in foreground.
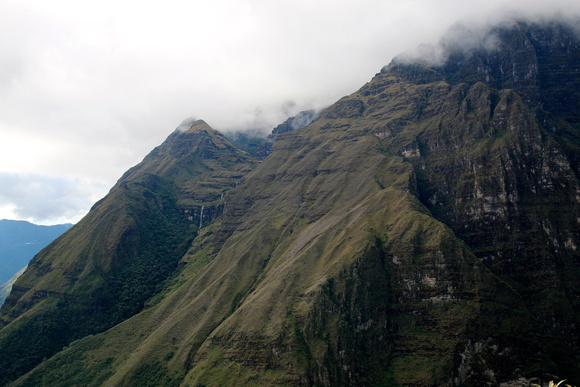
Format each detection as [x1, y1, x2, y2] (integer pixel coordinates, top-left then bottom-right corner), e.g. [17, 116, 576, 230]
[532, 380, 573, 387]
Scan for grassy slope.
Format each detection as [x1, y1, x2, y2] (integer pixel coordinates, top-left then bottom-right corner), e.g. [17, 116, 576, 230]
[15, 81, 532, 386]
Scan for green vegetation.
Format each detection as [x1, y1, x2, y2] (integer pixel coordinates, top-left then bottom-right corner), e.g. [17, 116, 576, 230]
[15, 336, 113, 387]
[0, 121, 256, 385]
[533, 381, 574, 387]
[101, 176, 194, 324]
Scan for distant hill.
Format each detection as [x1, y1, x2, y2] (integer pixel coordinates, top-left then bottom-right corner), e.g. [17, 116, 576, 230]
[0, 220, 72, 285]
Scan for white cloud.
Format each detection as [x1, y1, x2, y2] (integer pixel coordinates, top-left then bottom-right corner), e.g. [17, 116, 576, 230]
[0, 173, 109, 225]
[1, 0, 579, 224]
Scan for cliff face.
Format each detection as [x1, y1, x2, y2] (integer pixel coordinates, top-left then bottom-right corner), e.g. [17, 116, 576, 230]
[381, 20, 580, 370]
[364, 20, 580, 382]
[0, 19, 579, 387]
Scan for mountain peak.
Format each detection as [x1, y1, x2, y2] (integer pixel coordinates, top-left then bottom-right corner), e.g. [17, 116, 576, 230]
[182, 119, 213, 135]
[114, 118, 253, 191]
[174, 117, 209, 133]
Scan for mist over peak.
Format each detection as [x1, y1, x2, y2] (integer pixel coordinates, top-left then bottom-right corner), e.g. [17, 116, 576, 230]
[174, 116, 200, 133]
[391, 13, 580, 68]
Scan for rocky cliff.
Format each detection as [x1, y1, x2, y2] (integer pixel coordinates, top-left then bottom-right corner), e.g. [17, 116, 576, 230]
[0, 19, 578, 386]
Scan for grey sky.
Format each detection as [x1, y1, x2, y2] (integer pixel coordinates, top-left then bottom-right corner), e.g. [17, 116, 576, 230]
[1, 0, 578, 224]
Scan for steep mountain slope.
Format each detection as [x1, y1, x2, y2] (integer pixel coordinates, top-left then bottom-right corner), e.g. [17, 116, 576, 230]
[10, 107, 500, 387]
[0, 220, 71, 285]
[381, 20, 580, 374]
[0, 120, 257, 385]
[1, 19, 579, 386]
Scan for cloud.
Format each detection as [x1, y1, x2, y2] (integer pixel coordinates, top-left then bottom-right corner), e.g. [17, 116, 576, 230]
[175, 117, 199, 133]
[393, 22, 501, 66]
[1, 0, 580, 224]
[393, 10, 580, 66]
[0, 173, 109, 225]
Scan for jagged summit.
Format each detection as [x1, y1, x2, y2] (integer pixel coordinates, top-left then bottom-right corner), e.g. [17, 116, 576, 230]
[118, 119, 250, 184]
[174, 117, 205, 133]
[0, 18, 579, 386]
[179, 118, 211, 134]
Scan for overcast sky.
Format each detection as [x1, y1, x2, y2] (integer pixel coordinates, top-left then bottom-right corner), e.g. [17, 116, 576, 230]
[1, 0, 579, 225]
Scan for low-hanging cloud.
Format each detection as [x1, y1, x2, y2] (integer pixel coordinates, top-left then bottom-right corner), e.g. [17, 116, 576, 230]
[1, 0, 580, 224]
[392, 11, 580, 67]
[393, 23, 500, 67]
[175, 116, 199, 133]
[0, 173, 109, 225]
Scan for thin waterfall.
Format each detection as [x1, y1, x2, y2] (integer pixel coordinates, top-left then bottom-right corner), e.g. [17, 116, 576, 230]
[199, 205, 205, 231]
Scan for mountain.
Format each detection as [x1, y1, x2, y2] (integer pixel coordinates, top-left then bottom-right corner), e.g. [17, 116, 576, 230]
[0, 18, 579, 386]
[0, 220, 71, 296]
[0, 120, 257, 385]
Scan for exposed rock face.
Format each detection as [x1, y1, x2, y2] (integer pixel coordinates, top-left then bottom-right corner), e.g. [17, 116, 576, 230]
[0, 20, 578, 387]
[366, 20, 580, 384]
